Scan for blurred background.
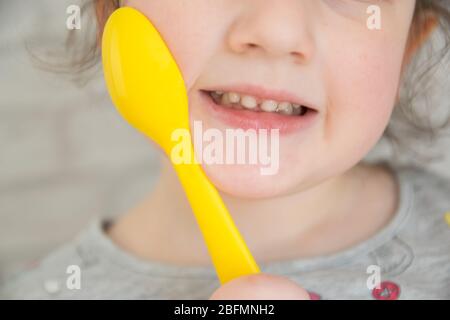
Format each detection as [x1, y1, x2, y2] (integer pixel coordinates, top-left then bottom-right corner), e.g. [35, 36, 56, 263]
[0, 0, 161, 279]
[0, 1, 449, 280]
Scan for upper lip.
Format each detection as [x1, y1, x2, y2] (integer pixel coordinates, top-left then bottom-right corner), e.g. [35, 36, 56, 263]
[201, 83, 319, 112]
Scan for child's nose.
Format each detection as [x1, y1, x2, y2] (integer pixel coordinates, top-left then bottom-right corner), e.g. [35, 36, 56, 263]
[227, 0, 314, 63]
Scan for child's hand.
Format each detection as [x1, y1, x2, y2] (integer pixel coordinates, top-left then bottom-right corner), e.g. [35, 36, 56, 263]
[209, 273, 310, 300]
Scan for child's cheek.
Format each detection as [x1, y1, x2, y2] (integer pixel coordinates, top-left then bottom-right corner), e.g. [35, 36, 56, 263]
[127, 0, 216, 89]
[323, 35, 406, 157]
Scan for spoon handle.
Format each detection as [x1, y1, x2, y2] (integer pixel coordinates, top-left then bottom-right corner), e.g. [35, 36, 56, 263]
[173, 161, 260, 284]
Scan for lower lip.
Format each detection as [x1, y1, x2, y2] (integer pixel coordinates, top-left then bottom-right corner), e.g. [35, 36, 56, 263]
[198, 91, 319, 135]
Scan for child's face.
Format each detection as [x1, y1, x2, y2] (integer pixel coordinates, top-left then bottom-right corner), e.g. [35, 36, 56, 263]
[125, 0, 416, 198]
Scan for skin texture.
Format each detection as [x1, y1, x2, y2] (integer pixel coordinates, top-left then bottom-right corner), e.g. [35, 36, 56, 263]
[123, 0, 416, 198]
[107, 0, 436, 299]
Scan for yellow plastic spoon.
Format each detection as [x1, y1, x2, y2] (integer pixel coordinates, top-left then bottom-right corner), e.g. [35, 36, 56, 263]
[102, 7, 260, 284]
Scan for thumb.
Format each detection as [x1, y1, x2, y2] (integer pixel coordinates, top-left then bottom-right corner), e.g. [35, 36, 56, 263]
[209, 273, 310, 300]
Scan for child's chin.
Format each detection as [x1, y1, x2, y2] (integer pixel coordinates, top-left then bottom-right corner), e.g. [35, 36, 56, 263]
[201, 163, 298, 199]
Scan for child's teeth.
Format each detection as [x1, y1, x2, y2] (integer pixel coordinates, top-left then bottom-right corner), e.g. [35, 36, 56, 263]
[277, 102, 293, 115]
[228, 92, 241, 104]
[260, 100, 278, 112]
[220, 93, 232, 106]
[241, 95, 258, 109]
[210, 91, 222, 101]
[292, 104, 302, 115]
[210, 90, 309, 116]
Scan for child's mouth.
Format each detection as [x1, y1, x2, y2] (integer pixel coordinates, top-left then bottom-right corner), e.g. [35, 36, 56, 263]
[206, 90, 310, 117]
[198, 87, 319, 135]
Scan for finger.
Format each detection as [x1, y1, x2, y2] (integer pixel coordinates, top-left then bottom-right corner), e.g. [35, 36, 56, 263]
[209, 273, 310, 300]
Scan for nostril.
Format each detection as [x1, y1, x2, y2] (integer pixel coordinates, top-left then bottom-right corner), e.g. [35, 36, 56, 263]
[290, 51, 306, 62]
